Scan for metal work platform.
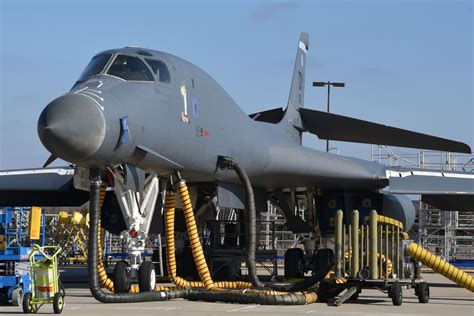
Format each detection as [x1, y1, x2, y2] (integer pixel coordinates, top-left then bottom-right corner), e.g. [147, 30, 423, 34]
[370, 146, 474, 263]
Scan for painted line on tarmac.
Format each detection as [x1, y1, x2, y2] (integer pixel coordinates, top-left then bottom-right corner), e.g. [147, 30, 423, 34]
[227, 305, 258, 312]
[112, 306, 181, 311]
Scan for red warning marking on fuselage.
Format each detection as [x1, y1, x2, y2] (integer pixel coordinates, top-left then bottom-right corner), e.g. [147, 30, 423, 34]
[200, 128, 209, 137]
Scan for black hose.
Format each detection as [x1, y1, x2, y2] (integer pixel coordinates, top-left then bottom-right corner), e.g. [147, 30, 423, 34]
[287, 270, 329, 292]
[184, 288, 313, 305]
[87, 170, 184, 303]
[286, 249, 335, 292]
[228, 161, 266, 289]
[217, 157, 333, 294]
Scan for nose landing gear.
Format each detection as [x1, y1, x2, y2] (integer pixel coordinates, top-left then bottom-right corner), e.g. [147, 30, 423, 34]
[109, 167, 161, 292]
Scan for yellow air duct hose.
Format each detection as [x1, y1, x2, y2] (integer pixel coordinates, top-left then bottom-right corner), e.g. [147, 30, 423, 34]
[407, 242, 474, 292]
[168, 178, 318, 304]
[341, 250, 393, 279]
[164, 191, 193, 288]
[164, 189, 253, 290]
[176, 181, 215, 290]
[97, 185, 115, 292]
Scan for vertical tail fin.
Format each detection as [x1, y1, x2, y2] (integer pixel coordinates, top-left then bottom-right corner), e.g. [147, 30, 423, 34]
[284, 32, 309, 134]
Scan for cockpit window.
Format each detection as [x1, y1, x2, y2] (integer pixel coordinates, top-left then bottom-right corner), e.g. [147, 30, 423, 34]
[107, 55, 154, 81]
[145, 59, 171, 83]
[77, 54, 111, 82]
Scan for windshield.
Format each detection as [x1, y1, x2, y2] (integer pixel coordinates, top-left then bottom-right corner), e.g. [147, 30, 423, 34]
[145, 59, 170, 83]
[107, 55, 154, 81]
[77, 54, 111, 82]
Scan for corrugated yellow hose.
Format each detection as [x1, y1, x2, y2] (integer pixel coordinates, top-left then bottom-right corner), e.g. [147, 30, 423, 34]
[176, 181, 215, 290]
[329, 251, 393, 283]
[97, 185, 115, 292]
[377, 253, 393, 278]
[165, 191, 193, 288]
[407, 242, 474, 292]
[169, 180, 318, 304]
[165, 189, 253, 290]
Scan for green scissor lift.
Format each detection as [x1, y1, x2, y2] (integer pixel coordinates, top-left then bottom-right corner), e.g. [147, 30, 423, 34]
[23, 244, 65, 314]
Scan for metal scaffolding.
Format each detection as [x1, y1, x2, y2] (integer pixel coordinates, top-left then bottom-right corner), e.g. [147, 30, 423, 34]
[371, 145, 474, 262]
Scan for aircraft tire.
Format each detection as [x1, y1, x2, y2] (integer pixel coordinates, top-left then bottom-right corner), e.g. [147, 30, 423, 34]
[139, 261, 156, 292]
[284, 248, 305, 278]
[114, 261, 131, 293]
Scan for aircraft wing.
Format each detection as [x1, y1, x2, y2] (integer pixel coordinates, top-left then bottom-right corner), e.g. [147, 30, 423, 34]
[299, 108, 471, 154]
[0, 167, 89, 206]
[385, 167, 474, 211]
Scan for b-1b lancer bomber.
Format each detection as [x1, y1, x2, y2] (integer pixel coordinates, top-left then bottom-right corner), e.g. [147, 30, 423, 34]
[1, 33, 472, 304]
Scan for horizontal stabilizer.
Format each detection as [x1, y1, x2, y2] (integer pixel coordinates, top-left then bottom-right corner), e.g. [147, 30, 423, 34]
[422, 194, 474, 211]
[386, 169, 474, 195]
[389, 175, 474, 195]
[299, 108, 471, 153]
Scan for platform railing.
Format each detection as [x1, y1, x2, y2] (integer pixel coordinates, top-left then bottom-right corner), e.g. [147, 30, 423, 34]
[334, 209, 405, 281]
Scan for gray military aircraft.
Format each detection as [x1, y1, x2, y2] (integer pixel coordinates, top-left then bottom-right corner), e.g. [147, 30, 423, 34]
[1, 33, 473, 295]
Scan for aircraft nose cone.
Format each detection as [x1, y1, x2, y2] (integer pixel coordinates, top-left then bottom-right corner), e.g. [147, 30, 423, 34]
[38, 94, 106, 163]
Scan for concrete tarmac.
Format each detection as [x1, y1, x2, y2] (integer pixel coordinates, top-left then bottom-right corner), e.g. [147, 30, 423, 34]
[1, 271, 472, 315]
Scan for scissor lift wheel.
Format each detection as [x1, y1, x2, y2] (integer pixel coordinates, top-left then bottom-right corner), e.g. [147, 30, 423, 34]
[11, 287, 23, 306]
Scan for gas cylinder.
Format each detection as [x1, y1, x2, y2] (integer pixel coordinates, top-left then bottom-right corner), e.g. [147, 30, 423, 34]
[34, 260, 54, 298]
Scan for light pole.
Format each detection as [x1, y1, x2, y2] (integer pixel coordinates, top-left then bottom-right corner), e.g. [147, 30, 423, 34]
[312, 81, 345, 152]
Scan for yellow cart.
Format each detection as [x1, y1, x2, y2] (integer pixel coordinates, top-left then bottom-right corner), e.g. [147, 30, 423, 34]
[22, 245, 64, 314]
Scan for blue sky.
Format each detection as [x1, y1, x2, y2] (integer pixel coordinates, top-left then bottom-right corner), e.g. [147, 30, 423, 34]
[0, 0, 472, 169]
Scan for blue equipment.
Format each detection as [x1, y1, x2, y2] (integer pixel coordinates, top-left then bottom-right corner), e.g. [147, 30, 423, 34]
[0, 207, 45, 306]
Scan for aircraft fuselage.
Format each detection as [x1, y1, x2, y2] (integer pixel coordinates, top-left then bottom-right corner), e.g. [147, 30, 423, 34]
[38, 47, 386, 191]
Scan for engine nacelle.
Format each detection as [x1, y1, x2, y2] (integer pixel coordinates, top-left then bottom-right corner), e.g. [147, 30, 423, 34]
[382, 194, 416, 231]
[319, 192, 416, 234]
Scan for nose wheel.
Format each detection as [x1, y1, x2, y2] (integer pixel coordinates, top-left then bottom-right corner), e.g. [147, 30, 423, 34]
[114, 261, 131, 293]
[138, 261, 156, 292]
